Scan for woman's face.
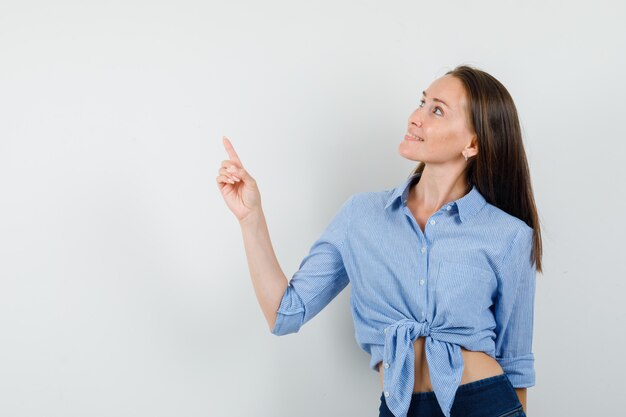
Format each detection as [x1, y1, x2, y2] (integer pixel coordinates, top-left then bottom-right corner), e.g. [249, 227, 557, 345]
[400, 74, 478, 164]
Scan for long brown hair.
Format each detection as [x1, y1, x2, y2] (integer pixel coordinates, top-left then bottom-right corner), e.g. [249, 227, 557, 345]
[410, 64, 543, 273]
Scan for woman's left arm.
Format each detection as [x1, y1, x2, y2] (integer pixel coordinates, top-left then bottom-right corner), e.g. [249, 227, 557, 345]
[515, 388, 527, 413]
[493, 226, 536, 413]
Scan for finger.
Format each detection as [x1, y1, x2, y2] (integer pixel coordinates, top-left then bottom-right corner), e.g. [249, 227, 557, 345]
[217, 176, 232, 188]
[219, 161, 243, 178]
[219, 167, 241, 182]
[221, 159, 241, 170]
[217, 174, 236, 184]
[222, 136, 243, 166]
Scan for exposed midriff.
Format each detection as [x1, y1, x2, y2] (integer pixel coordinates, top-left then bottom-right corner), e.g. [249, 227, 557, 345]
[377, 336, 504, 392]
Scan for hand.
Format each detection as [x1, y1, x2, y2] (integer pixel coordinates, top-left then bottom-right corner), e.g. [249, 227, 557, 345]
[217, 136, 262, 222]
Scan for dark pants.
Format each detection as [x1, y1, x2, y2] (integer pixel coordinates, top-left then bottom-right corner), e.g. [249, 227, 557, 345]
[378, 373, 526, 417]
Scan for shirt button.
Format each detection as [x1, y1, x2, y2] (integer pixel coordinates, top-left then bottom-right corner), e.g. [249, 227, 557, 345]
[430, 219, 436, 225]
[384, 391, 390, 397]
[446, 205, 451, 211]
[419, 279, 425, 285]
[384, 328, 387, 333]
[421, 311, 425, 318]
[421, 246, 426, 253]
[384, 362, 390, 369]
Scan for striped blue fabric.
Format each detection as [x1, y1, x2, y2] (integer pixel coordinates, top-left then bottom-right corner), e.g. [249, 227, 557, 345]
[271, 172, 536, 417]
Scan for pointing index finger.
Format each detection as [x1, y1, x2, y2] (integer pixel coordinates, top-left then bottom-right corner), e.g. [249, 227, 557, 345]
[222, 136, 242, 165]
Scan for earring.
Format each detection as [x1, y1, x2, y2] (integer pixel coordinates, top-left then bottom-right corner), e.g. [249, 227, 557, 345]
[463, 150, 468, 161]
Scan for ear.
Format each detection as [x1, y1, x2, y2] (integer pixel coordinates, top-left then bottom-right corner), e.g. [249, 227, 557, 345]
[466, 135, 479, 158]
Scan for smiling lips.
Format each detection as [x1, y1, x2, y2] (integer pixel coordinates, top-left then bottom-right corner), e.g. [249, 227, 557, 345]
[405, 132, 424, 142]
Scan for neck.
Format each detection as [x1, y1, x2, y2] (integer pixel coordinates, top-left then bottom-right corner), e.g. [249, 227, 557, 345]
[410, 167, 470, 212]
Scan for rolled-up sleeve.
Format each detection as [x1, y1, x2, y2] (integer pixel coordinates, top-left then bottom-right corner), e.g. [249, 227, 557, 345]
[493, 226, 536, 388]
[271, 194, 355, 336]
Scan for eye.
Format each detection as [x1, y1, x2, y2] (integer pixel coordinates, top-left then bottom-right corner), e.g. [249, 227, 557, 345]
[419, 99, 444, 116]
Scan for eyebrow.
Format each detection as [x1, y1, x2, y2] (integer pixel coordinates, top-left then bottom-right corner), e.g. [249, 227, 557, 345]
[422, 90, 450, 109]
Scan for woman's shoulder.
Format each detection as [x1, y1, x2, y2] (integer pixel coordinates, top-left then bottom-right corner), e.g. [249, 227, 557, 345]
[347, 189, 394, 212]
[481, 200, 533, 236]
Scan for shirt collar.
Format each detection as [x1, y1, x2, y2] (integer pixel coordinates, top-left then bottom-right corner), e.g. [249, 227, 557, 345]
[383, 172, 487, 223]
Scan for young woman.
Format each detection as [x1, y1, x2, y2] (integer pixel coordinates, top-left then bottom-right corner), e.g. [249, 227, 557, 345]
[217, 64, 542, 417]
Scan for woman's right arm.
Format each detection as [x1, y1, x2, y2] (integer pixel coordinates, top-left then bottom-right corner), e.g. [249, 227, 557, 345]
[238, 209, 288, 332]
[217, 136, 286, 332]
[218, 136, 353, 335]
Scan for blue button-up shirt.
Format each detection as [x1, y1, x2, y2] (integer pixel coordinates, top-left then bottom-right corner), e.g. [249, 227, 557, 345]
[271, 172, 536, 417]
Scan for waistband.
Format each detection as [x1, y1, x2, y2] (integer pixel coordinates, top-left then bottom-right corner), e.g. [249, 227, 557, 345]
[381, 373, 509, 403]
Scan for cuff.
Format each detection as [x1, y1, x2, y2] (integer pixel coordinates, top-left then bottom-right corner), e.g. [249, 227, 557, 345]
[271, 284, 305, 336]
[496, 353, 535, 388]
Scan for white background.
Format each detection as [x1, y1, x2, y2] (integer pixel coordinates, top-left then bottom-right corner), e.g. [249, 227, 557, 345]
[1, 0, 625, 416]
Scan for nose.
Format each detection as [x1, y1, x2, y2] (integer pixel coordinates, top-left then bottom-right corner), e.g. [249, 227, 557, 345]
[408, 118, 422, 128]
[408, 109, 423, 127]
